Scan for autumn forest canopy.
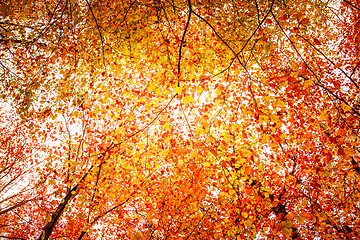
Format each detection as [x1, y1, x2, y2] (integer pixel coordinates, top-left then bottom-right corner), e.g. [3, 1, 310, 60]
[0, 0, 359, 239]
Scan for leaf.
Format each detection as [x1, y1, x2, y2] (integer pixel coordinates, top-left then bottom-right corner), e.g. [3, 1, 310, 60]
[282, 227, 292, 237]
[270, 115, 279, 123]
[203, 162, 211, 167]
[174, 86, 183, 94]
[334, 63, 342, 68]
[300, 18, 310, 25]
[296, 216, 305, 224]
[313, 37, 321, 45]
[276, 99, 285, 108]
[183, 95, 194, 104]
[244, 220, 252, 229]
[304, 80, 314, 88]
[163, 122, 170, 131]
[300, 212, 312, 219]
[241, 149, 252, 157]
[272, 201, 279, 208]
[319, 110, 327, 120]
[283, 220, 293, 229]
[147, 84, 157, 92]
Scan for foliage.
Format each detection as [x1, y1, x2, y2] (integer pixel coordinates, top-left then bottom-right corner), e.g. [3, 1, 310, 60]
[0, 0, 359, 239]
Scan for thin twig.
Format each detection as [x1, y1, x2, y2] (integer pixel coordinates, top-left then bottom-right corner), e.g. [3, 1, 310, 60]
[85, 0, 108, 79]
[177, 0, 192, 87]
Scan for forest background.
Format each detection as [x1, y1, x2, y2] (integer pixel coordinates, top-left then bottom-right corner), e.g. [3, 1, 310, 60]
[0, 0, 359, 239]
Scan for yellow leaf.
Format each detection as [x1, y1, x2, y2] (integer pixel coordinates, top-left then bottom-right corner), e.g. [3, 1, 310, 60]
[241, 149, 252, 157]
[304, 80, 314, 88]
[261, 134, 270, 143]
[183, 95, 194, 104]
[264, 192, 269, 199]
[259, 115, 269, 123]
[244, 220, 251, 229]
[348, 170, 356, 177]
[237, 157, 245, 164]
[266, 201, 273, 209]
[163, 122, 170, 131]
[241, 212, 249, 218]
[276, 99, 285, 108]
[283, 220, 293, 229]
[259, 162, 264, 171]
[282, 227, 292, 237]
[156, 88, 162, 96]
[319, 110, 327, 120]
[216, 88, 222, 95]
[147, 84, 156, 92]
[174, 86, 183, 94]
[342, 103, 352, 112]
[296, 216, 305, 224]
[164, 137, 170, 144]
[203, 162, 211, 167]
[270, 115, 279, 123]
[263, 96, 271, 103]
[291, 62, 298, 70]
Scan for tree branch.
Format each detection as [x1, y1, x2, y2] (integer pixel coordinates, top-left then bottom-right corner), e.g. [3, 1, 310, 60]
[177, 0, 192, 87]
[343, 0, 360, 11]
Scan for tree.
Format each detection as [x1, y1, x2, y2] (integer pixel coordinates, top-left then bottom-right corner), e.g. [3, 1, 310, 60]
[0, 0, 359, 239]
